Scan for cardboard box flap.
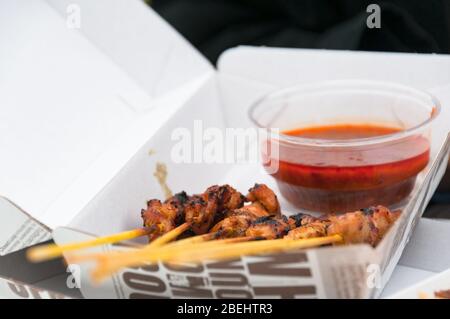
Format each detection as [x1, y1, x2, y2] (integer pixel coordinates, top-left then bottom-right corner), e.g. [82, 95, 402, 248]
[217, 46, 450, 129]
[0, 0, 211, 226]
[218, 46, 450, 90]
[46, 0, 212, 97]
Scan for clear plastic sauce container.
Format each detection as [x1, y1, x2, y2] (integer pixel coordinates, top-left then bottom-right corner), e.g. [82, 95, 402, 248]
[249, 80, 440, 213]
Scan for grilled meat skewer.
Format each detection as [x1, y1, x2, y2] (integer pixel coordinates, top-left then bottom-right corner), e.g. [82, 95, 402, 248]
[213, 205, 399, 246]
[209, 184, 282, 238]
[285, 206, 400, 246]
[142, 184, 279, 241]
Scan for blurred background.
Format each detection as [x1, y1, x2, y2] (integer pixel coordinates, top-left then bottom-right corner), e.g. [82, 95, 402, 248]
[148, 0, 450, 64]
[147, 0, 450, 217]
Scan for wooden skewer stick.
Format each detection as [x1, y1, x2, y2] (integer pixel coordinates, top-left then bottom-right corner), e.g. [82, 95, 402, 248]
[147, 222, 191, 247]
[67, 233, 252, 264]
[26, 227, 151, 263]
[27, 221, 192, 263]
[169, 232, 219, 246]
[65, 222, 192, 264]
[169, 235, 342, 264]
[91, 235, 342, 282]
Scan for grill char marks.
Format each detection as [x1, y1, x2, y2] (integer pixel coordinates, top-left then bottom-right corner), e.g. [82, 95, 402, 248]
[141, 184, 247, 241]
[245, 215, 291, 239]
[246, 183, 281, 216]
[141, 199, 178, 241]
[286, 206, 401, 246]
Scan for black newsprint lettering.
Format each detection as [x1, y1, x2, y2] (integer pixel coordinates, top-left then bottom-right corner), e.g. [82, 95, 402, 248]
[123, 272, 168, 299]
[216, 289, 253, 299]
[29, 287, 45, 299]
[206, 258, 244, 270]
[210, 272, 249, 287]
[7, 282, 29, 298]
[134, 264, 159, 272]
[129, 292, 168, 299]
[47, 291, 67, 299]
[7, 282, 58, 299]
[247, 252, 311, 276]
[170, 275, 213, 298]
[253, 285, 316, 298]
[163, 262, 204, 273]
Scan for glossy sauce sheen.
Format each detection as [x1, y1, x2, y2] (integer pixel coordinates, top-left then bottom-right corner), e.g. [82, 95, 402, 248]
[284, 124, 400, 139]
[267, 124, 430, 212]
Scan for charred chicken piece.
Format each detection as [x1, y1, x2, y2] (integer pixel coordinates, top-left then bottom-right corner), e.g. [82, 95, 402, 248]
[210, 203, 270, 238]
[245, 215, 291, 239]
[184, 184, 246, 235]
[164, 191, 190, 226]
[246, 183, 281, 216]
[141, 199, 178, 241]
[286, 213, 322, 228]
[434, 290, 450, 299]
[285, 206, 400, 246]
[184, 192, 219, 235]
[327, 205, 400, 246]
[209, 185, 246, 223]
[284, 221, 328, 240]
[141, 184, 246, 240]
[214, 184, 246, 212]
[245, 213, 325, 240]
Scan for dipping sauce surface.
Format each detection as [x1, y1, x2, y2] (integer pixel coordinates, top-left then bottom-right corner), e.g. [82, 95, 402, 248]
[284, 124, 399, 139]
[265, 123, 430, 213]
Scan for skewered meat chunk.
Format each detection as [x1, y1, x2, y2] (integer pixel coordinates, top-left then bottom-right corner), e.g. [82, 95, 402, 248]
[210, 203, 270, 238]
[164, 191, 189, 226]
[284, 221, 328, 240]
[209, 214, 255, 238]
[326, 211, 374, 245]
[245, 216, 291, 239]
[141, 199, 178, 241]
[209, 183, 282, 239]
[154, 183, 277, 238]
[213, 184, 246, 213]
[434, 290, 450, 299]
[363, 206, 400, 239]
[285, 206, 400, 246]
[142, 182, 398, 248]
[141, 184, 246, 240]
[327, 206, 400, 245]
[184, 185, 246, 235]
[288, 213, 323, 227]
[230, 203, 271, 219]
[245, 213, 330, 240]
[209, 185, 246, 224]
[184, 193, 219, 235]
[246, 183, 281, 216]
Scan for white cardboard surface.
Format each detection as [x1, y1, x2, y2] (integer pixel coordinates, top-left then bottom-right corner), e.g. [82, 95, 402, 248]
[381, 218, 450, 297]
[218, 47, 450, 129]
[0, 0, 212, 242]
[387, 268, 450, 298]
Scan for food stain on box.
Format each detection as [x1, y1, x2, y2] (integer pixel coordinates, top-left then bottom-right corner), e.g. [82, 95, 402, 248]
[153, 162, 173, 200]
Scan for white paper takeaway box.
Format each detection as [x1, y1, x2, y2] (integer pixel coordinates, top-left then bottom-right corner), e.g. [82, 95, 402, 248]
[1, 0, 450, 298]
[0, 0, 212, 255]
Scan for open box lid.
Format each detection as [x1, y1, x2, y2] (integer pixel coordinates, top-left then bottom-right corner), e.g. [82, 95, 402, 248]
[218, 46, 450, 89]
[0, 0, 212, 234]
[217, 46, 450, 129]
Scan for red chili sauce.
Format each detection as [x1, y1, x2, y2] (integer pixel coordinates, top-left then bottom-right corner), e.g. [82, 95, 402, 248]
[266, 124, 430, 213]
